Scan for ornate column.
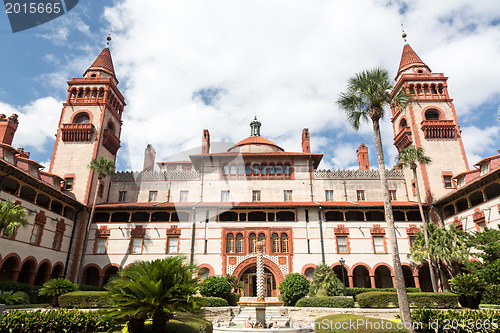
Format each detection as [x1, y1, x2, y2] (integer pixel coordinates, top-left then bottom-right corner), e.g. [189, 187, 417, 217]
[256, 241, 265, 301]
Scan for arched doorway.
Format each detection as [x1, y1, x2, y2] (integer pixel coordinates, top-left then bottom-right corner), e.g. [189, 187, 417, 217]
[332, 265, 349, 287]
[241, 266, 276, 297]
[102, 266, 119, 287]
[81, 266, 100, 287]
[418, 264, 432, 292]
[34, 262, 51, 285]
[374, 265, 393, 288]
[50, 264, 64, 279]
[402, 266, 415, 288]
[18, 259, 36, 284]
[0, 257, 19, 281]
[352, 265, 371, 288]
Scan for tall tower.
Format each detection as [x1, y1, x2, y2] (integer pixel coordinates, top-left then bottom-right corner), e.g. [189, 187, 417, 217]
[49, 36, 125, 204]
[391, 39, 468, 203]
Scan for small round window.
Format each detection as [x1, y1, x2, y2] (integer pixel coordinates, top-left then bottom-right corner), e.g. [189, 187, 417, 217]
[74, 113, 90, 124]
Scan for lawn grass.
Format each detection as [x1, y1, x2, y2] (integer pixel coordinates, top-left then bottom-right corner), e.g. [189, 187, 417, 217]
[120, 314, 212, 333]
[314, 314, 407, 333]
[480, 304, 500, 309]
[4, 303, 50, 309]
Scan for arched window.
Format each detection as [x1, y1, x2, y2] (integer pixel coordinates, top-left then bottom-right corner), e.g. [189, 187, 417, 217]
[276, 164, 283, 175]
[280, 233, 289, 253]
[284, 164, 291, 176]
[107, 121, 115, 134]
[230, 165, 237, 177]
[73, 113, 90, 124]
[258, 233, 266, 253]
[238, 165, 245, 178]
[253, 164, 260, 177]
[226, 233, 234, 253]
[249, 233, 256, 253]
[399, 118, 407, 129]
[425, 109, 440, 120]
[246, 164, 252, 177]
[261, 164, 268, 175]
[271, 233, 280, 253]
[269, 164, 275, 177]
[236, 233, 243, 253]
[222, 164, 229, 176]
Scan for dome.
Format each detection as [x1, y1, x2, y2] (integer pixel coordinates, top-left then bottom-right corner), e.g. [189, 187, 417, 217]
[228, 136, 284, 153]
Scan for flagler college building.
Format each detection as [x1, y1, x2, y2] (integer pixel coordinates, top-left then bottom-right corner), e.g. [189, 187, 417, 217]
[0, 40, 499, 296]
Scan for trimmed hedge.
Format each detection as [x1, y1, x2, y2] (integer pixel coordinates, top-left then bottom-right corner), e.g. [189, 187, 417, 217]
[0, 281, 41, 303]
[122, 315, 213, 333]
[196, 296, 229, 307]
[356, 292, 458, 309]
[198, 276, 232, 300]
[346, 287, 421, 297]
[295, 296, 355, 308]
[412, 308, 500, 332]
[482, 285, 500, 305]
[58, 291, 111, 308]
[77, 284, 106, 291]
[0, 309, 113, 333]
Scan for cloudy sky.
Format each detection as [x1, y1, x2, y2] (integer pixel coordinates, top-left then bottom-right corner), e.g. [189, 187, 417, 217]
[1, 0, 499, 172]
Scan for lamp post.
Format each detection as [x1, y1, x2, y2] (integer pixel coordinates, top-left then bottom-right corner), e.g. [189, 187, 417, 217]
[339, 258, 347, 297]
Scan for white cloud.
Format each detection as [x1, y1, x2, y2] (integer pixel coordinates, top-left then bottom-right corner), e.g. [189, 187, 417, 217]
[0, 97, 63, 153]
[461, 124, 500, 166]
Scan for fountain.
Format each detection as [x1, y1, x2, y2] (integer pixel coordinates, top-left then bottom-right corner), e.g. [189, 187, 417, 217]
[213, 242, 313, 332]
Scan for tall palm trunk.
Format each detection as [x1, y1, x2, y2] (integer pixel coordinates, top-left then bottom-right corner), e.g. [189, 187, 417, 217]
[411, 166, 438, 293]
[372, 119, 413, 331]
[77, 175, 101, 283]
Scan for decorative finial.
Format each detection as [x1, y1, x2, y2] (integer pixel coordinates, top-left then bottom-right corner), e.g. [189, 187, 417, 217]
[105, 27, 112, 48]
[401, 23, 407, 43]
[250, 116, 261, 136]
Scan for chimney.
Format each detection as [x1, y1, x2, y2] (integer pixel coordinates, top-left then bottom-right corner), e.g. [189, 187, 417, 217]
[0, 114, 18, 146]
[302, 128, 310, 153]
[143, 144, 156, 172]
[202, 129, 210, 154]
[356, 143, 369, 170]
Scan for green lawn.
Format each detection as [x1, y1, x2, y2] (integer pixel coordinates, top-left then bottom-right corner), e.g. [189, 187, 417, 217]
[315, 314, 407, 333]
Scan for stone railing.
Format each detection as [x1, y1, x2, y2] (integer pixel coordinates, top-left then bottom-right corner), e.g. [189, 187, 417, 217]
[112, 170, 199, 181]
[394, 126, 413, 151]
[61, 123, 94, 142]
[421, 120, 457, 139]
[314, 169, 404, 179]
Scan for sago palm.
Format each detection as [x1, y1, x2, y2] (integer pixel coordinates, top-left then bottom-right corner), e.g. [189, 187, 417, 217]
[396, 145, 438, 292]
[0, 290, 29, 305]
[0, 200, 28, 237]
[337, 68, 413, 329]
[77, 157, 115, 283]
[38, 278, 77, 307]
[105, 256, 200, 333]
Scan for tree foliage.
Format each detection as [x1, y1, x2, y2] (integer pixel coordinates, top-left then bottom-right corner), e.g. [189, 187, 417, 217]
[38, 278, 77, 307]
[88, 157, 115, 179]
[466, 226, 500, 284]
[0, 200, 28, 237]
[198, 276, 232, 300]
[105, 256, 199, 333]
[278, 273, 310, 306]
[308, 264, 344, 297]
[0, 290, 29, 305]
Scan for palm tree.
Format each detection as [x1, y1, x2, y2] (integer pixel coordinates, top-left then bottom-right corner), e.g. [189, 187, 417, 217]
[38, 278, 77, 307]
[396, 145, 438, 292]
[337, 68, 413, 329]
[106, 257, 200, 333]
[77, 157, 115, 283]
[0, 200, 28, 237]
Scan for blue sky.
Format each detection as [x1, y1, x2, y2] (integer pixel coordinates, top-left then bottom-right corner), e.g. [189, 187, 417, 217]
[1, 0, 499, 172]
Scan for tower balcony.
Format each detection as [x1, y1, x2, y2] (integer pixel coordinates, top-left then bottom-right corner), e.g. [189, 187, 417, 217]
[102, 128, 121, 155]
[421, 120, 457, 139]
[394, 126, 413, 151]
[61, 123, 94, 142]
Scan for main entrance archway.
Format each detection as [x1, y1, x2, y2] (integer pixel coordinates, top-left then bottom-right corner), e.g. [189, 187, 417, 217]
[241, 266, 276, 297]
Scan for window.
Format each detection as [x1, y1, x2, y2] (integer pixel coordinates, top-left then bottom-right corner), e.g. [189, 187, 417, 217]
[167, 237, 178, 253]
[480, 163, 490, 176]
[409, 236, 415, 249]
[30, 224, 42, 245]
[389, 190, 397, 201]
[424, 109, 440, 120]
[52, 231, 62, 250]
[149, 191, 158, 202]
[258, 233, 266, 253]
[96, 237, 107, 254]
[325, 190, 334, 201]
[261, 164, 268, 175]
[269, 164, 275, 176]
[222, 164, 229, 176]
[336, 236, 348, 253]
[443, 176, 453, 188]
[457, 177, 465, 188]
[131, 238, 143, 254]
[167, 165, 176, 172]
[235, 233, 243, 253]
[280, 233, 288, 253]
[226, 233, 234, 253]
[118, 191, 127, 202]
[373, 236, 385, 253]
[230, 165, 237, 178]
[180, 191, 189, 202]
[4, 150, 14, 164]
[249, 233, 257, 253]
[29, 164, 38, 177]
[182, 165, 191, 172]
[284, 164, 291, 177]
[271, 233, 280, 253]
[64, 177, 74, 191]
[284, 190, 293, 202]
[74, 113, 90, 123]
[252, 190, 261, 202]
[276, 164, 283, 175]
[221, 190, 230, 202]
[356, 190, 366, 201]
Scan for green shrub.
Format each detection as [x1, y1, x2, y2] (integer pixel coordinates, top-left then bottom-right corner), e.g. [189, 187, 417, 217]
[309, 264, 344, 297]
[38, 278, 77, 307]
[345, 287, 420, 297]
[0, 281, 39, 303]
[195, 296, 229, 307]
[356, 292, 458, 309]
[59, 291, 111, 308]
[314, 314, 407, 333]
[0, 309, 113, 333]
[198, 276, 232, 300]
[0, 291, 29, 305]
[278, 273, 310, 306]
[412, 308, 500, 332]
[77, 284, 106, 291]
[295, 296, 355, 308]
[482, 285, 500, 305]
[227, 292, 241, 306]
[450, 273, 487, 309]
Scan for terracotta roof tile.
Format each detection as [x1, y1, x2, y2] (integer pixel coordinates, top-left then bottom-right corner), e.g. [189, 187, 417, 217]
[398, 44, 428, 74]
[87, 47, 115, 77]
[232, 136, 283, 150]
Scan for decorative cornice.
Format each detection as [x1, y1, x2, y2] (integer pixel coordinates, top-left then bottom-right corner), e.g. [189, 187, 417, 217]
[112, 170, 199, 181]
[314, 169, 403, 179]
[334, 224, 349, 235]
[96, 225, 111, 237]
[406, 224, 420, 236]
[473, 208, 485, 224]
[370, 224, 385, 235]
[34, 211, 47, 225]
[130, 225, 146, 237]
[167, 225, 181, 236]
